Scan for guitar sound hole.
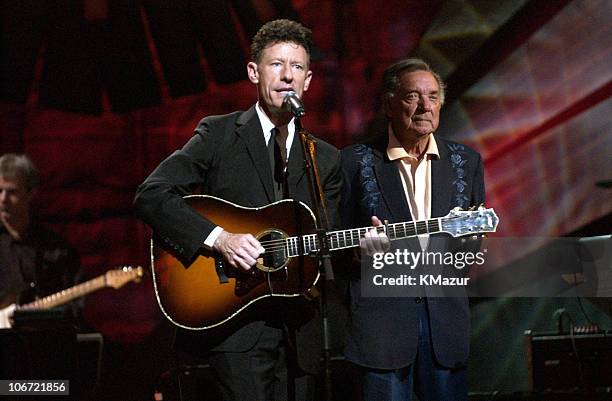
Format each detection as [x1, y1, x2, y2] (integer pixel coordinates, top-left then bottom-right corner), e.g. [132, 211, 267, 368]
[258, 229, 287, 272]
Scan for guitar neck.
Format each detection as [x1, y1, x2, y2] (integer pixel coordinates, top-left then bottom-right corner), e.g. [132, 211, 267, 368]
[18, 275, 107, 311]
[285, 218, 444, 257]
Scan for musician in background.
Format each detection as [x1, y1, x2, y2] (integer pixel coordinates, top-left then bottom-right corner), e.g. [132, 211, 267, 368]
[0, 153, 80, 319]
[134, 19, 342, 401]
[340, 58, 485, 401]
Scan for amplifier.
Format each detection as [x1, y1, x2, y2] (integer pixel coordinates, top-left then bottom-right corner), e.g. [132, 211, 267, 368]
[0, 328, 103, 400]
[525, 330, 612, 391]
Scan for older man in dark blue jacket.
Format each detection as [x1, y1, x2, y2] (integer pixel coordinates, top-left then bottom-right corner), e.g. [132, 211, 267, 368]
[341, 58, 485, 401]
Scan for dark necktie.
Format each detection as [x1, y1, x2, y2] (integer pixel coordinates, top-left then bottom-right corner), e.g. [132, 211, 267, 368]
[268, 127, 286, 201]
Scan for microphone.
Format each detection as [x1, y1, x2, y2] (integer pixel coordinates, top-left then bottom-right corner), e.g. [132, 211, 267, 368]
[282, 91, 305, 117]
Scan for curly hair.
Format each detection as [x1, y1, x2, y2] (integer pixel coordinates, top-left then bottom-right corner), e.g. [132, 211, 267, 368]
[251, 19, 313, 64]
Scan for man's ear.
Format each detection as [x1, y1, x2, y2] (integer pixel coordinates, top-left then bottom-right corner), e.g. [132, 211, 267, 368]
[247, 62, 259, 84]
[303, 70, 313, 92]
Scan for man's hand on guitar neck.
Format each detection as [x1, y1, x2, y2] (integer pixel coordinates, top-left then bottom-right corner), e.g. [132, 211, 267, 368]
[213, 230, 265, 272]
[361, 216, 391, 256]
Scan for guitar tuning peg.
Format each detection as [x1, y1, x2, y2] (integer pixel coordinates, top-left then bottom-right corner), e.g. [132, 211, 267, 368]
[478, 203, 485, 211]
[468, 205, 477, 211]
[453, 206, 463, 211]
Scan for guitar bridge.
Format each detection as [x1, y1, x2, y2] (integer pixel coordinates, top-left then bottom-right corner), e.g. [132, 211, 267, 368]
[214, 254, 229, 284]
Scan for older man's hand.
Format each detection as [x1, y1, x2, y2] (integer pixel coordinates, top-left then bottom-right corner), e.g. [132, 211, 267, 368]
[360, 215, 390, 256]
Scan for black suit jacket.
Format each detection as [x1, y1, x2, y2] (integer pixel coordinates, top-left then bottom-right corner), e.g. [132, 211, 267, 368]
[134, 106, 343, 373]
[340, 133, 485, 369]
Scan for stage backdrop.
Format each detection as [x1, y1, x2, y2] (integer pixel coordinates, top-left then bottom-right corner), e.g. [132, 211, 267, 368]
[0, 0, 610, 351]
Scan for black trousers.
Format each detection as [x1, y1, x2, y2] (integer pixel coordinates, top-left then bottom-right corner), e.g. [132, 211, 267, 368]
[207, 324, 315, 401]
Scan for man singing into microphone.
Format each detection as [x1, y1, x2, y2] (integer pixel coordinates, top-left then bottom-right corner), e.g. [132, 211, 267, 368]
[134, 19, 342, 401]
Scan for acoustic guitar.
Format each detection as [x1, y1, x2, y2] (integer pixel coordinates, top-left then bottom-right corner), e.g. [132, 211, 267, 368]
[151, 195, 499, 330]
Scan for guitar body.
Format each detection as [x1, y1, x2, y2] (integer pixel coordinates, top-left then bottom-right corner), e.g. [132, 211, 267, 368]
[151, 196, 319, 330]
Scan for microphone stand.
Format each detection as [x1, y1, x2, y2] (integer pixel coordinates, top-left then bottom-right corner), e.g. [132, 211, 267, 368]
[295, 116, 335, 401]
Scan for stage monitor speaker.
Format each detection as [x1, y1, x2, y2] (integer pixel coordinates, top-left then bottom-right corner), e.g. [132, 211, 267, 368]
[76, 333, 103, 398]
[153, 357, 354, 401]
[525, 330, 612, 391]
[0, 327, 78, 401]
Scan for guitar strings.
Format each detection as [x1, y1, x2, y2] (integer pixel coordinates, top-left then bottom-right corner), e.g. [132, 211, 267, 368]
[257, 215, 470, 253]
[258, 238, 319, 254]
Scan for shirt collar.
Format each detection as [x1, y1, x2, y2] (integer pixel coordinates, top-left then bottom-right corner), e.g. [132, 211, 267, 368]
[255, 101, 295, 139]
[386, 125, 439, 161]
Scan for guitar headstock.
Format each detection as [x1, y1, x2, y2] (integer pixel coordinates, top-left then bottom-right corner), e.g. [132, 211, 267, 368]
[441, 207, 499, 237]
[105, 266, 144, 289]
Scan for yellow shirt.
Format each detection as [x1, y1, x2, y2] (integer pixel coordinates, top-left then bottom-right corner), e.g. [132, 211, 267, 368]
[387, 128, 439, 249]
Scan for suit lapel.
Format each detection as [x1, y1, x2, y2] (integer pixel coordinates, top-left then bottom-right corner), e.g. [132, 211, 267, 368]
[371, 139, 411, 223]
[235, 107, 276, 203]
[285, 131, 307, 196]
[431, 136, 452, 218]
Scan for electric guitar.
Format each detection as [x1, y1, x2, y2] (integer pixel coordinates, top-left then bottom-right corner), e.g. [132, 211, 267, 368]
[151, 195, 499, 330]
[0, 266, 144, 329]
